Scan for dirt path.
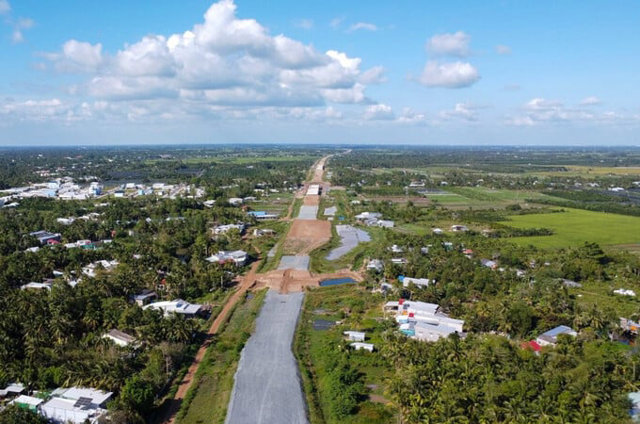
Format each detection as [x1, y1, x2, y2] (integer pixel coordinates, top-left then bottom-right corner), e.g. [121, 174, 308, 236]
[155, 257, 261, 424]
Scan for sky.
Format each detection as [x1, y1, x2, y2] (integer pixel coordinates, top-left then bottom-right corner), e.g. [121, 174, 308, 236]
[0, 0, 639, 146]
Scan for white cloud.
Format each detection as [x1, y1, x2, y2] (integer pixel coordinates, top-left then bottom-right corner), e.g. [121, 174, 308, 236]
[418, 60, 480, 88]
[359, 66, 386, 84]
[293, 18, 313, 30]
[43, 39, 104, 72]
[330, 17, 344, 29]
[580, 96, 601, 106]
[439, 102, 478, 121]
[348, 22, 378, 32]
[364, 103, 394, 120]
[396, 108, 426, 125]
[43, 0, 379, 108]
[495, 45, 512, 55]
[0, 0, 9, 14]
[427, 31, 470, 57]
[507, 97, 635, 126]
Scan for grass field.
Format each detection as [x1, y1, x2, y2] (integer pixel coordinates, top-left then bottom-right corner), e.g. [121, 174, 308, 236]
[500, 208, 640, 249]
[294, 285, 396, 424]
[176, 289, 267, 424]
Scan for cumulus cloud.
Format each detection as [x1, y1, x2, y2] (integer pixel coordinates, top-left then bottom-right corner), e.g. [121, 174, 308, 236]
[439, 102, 479, 121]
[348, 22, 378, 32]
[580, 96, 601, 106]
[364, 103, 394, 120]
[43, 39, 104, 72]
[43, 0, 378, 109]
[418, 60, 479, 88]
[427, 31, 470, 57]
[495, 45, 511, 55]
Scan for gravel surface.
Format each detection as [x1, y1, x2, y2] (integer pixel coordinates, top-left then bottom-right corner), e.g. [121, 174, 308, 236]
[225, 290, 308, 424]
[277, 255, 310, 270]
[297, 205, 318, 219]
[326, 225, 371, 260]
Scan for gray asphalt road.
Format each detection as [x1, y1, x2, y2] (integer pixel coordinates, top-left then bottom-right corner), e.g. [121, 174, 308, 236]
[225, 290, 308, 424]
[277, 255, 310, 270]
[297, 205, 318, 219]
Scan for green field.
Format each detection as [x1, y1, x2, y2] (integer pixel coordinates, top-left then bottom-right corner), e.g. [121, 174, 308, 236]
[500, 208, 640, 249]
[294, 285, 396, 424]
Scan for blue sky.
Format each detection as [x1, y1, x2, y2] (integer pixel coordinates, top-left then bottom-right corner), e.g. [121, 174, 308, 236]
[1, 0, 639, 145]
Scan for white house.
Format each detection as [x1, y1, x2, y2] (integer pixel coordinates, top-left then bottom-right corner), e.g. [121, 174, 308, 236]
[389, 299, 465, 342]
[355, 212, 382, 221]
[535, 325, 577, 347]
[205, 250, 248, 266]
[0, 383, 25, 398]
[102, 329, 137, 347]
[21, 281, 53, 291]
[350, 342, 374, 352]
[40, 387, 112, 424]
[432, 228, 443, 235]
[366, 259, 384, 273]
[82, 260, 119, 278]
[451, 225, 469, 232]
[143, 299, 204, 318]
[228, 197, 244, 206]
[344, 331, 366, 342]
[400, 276, 433, 288]
[212, 223, 245, 235]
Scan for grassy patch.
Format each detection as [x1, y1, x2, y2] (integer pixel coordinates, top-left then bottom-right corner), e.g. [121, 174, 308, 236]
[500, 208, 640, 249]
[175, 289, 267, 424]
[294, 285, 397, 424]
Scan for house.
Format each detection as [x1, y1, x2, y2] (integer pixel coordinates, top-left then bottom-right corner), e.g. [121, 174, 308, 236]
[203, 199, 216, 208]
[132, 290, 157, 306]
[366, 259, 384, 273]
[355, 212, 382, 221]
[20, 281, 53, 291]
[451, 225, 469, 232]
[390, 299, 465, 342]
[399, 276, 433, 288]
[376, 219, 395, 228]
[82, 260, 119, 278]
[629, 392, 640, 422]
[247, 211, 279, 221]
[620, 318, 640, 334]
[432, 228, 443, 235]
[0, 383, 25, 398]
[344, 331, 366, 342]
[56, 217, 76, 225]
[253, 228, 276, 237]
[481, 259, 498, 269]
[536, 325, 577, 347]
[350, 342, 374, 352]
[614, 288, 636, 297]
[521, 340, 542, 354]
[11, 395, 43, 412]
[228, 197, 244, 206]
[389, 244, 404, 253]
[103, 329, 137, 347]
[212, 223, 245, 235]
[40, 387, 112, 424]
[560, 278, 581, 288]
[30, 230, 62, 245]
[205, 250, 248, 266]
[143, 299, 205, 318]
